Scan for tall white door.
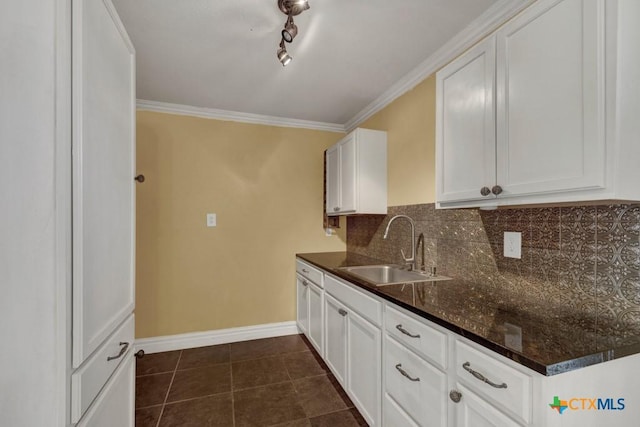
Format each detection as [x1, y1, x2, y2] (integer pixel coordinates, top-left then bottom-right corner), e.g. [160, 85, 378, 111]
[72, 0, 136, 367]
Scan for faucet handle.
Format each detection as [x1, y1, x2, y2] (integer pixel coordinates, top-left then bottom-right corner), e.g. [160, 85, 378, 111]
[400, 248, 409, 262]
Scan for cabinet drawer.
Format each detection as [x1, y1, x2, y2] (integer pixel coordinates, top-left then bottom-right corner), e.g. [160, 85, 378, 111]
[72, 314, 135, 423]
[385, 305, 447, 369]
[296, 259, 323, 287]
[325, 274, 381, 326]
[455, 340, 531, 424]
[77, 355, 135, 427]
[384, 336, 447, 427]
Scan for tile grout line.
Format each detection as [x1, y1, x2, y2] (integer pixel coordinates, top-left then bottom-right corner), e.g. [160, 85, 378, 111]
[155, 350, 183, 427]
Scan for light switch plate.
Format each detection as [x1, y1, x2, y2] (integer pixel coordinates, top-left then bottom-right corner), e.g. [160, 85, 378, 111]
[503, 231, 521, 259]
[206, 213, 217, 227]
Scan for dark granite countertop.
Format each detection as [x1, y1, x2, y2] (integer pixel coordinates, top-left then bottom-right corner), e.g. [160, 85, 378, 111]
[297, 251, 640, 376]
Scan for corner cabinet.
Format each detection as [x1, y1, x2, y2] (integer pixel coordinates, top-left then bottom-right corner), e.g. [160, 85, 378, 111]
[71, 0, 136, 424]
[325, 128, 387, 216]
[436, 0, 640, 208]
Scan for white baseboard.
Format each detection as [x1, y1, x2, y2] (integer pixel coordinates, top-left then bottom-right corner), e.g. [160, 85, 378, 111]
[135, 321, 301, 354]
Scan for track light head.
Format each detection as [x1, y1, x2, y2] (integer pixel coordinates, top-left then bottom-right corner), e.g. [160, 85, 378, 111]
[282, 16, 298, 43]
[277, 39, 292, 66]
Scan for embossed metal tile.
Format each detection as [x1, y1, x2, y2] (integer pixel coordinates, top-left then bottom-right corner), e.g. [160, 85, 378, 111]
[346, 202, 640, 340]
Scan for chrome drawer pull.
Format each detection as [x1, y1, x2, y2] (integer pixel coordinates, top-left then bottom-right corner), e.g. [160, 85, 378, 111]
[338, 308, 348, 316]
[302, 268, 310, 273]
[462, 362, 507, 389]
[396, 324, 420, 338]
[302, 279, 309, 287]
[107, 342, 129, 362]
[333, 207, 340, 212]
[395, 363, 420, 382]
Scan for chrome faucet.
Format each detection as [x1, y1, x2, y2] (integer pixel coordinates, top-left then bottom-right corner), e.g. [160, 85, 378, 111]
[383, 215, 416, 271]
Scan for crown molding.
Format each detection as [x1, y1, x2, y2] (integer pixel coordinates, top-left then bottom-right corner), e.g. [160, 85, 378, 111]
[136, 99, 346, 133]
[344, 0, 534, 131]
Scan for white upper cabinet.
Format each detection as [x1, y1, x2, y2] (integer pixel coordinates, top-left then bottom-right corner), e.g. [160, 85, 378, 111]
[436, 0, 640, 208]
[436, 36, 497, 203]
[495, 0, 605, 197]
[326, 128, 387, 216]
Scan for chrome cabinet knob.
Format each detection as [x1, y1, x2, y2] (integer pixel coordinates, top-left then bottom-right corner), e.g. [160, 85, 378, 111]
[333, 207, 340, 212]
[480, 187, 491, 196]
[491, 185, 503, 195]
[449, 390, 462, 403]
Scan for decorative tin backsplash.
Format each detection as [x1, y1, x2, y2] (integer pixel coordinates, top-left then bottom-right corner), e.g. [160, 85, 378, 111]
[347, 204, 640, 336]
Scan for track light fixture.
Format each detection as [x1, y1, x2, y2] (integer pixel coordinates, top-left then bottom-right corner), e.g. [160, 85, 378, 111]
[276, 0, 310, 66]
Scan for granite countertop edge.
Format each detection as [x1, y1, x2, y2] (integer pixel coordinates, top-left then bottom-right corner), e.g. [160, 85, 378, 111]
[296, 251, 640, 377]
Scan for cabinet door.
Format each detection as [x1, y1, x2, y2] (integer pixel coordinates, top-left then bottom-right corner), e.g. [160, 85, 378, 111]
[325, 145, 341, 215]
[436, 36, 497, 203]
[296, 275, 309, 334]
[347, 309, 382, 426]
[308, 281, 323, 356]
[72, 0, 136, 367]
[324, 294, 348, 387]
[338, 133, 357, 213]
[495, 0, 605, 196]
[453, 384, 521, 427]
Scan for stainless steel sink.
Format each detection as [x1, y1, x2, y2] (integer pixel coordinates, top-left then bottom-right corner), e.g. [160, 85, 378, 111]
[339, 265, 451, 286]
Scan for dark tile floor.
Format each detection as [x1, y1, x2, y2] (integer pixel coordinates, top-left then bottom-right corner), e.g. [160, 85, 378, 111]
[135, 334, 369, 427]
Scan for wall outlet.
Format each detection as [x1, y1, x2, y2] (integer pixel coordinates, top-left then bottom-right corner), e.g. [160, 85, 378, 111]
[503, 231, 521, 259]
[206, 213, 217, 227]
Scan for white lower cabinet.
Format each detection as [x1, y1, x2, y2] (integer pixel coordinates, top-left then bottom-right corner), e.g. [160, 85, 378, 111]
[453, 383, 521, 427]
[347, 309, 382, 425]
[384, 394, 420, 427]
[296, 275, 309, 335]
[383, 335, 448, 427]
[455, 340, 531, 425]
[324, 293, 348, 386]
[296, 260, 324, 355]
[307, 280, 323, 354]
[324, 275, 382, 426]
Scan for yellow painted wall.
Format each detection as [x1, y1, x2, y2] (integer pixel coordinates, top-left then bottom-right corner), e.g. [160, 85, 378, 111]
[135, 111, 346, 338]
[360, 75, 437, 206]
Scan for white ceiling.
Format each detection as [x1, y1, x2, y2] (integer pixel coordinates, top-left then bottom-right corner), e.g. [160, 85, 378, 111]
[112, 0, 528, 129]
